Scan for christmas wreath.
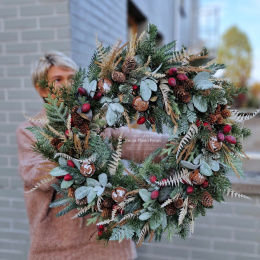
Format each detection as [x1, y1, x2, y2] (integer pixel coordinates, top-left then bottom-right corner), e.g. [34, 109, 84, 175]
[26, 24, 259, 245]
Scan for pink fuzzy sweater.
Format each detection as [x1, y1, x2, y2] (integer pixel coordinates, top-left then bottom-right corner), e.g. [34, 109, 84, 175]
[16, 108, 169, 260]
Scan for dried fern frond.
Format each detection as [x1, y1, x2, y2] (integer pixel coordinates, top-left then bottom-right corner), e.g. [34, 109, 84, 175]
[118, 197, 135, 209]
[189, 209, 195, 234]
[230, 109, 259, 123]
[54, 153, 73, 161]
[155, 169, 191, 186]
[96, 218, 114, 226]
[23, 113, 49, 125]
[161, 193, 181, 208]
[144, 56, 151, 67]
[176, 124, 198, 159]
[126, 33, 137, 57]
[137, 223, 149, 247]
[123, 109, 131, 130]
[177, 139, 196, 163]
[66, 114, 72, 140]
[97, 196, 104, 212]
[74, 134, 82, 155]
[108, 134, 123, 175]
[24, 176, 55, 193]
[226, 188, 250, 199]
[124, 168, 149, 188]
[137, 30, 146, 43]
[180, 66, 211, 73]
[47, 124, 66, 141]
[71, 205, 91, 219]
[40, 131, 53, 142]
[119, 212, 139, 224]
[178, 197, 188, 225]
[145, 71, 166, 78]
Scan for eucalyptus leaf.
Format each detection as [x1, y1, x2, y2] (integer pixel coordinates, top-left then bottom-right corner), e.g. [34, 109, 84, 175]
[72, 159, 81, 170]
[187, 101, 194, 111]
[100, 96, 112, 103]
[58, 157, 67, 166]
[113, 97, 120, 103]
[75, 186, 92, 200]
[145, 79, 157, 91]
[87, 189, 97, 203]
[110, 103, 124, 113]
[200, 160, 213, 176]
[193, 71, 210, 86]
[160, 211, 167, 229]
[140, 81, 152, 101]
[211, 160, 220, 171]
[139, 189, 151, 202]
[50, 167, 67, 177]
[139, 212, 153, 221]
[158, 187, 171, 202]
[193, 154, 202, 165]
[61, 179, 73, 189]
[181, 160, 199, 169]
[96, 186, 105, 196]
[84, 80, 97, 97]
[87, 178, 100, 187]
[98, 173, 108, 187]
[193, 95, 208, 112]
[106, 105, 118, 126]
[196, 79, 213, 90]
[149, 215, 161, 230]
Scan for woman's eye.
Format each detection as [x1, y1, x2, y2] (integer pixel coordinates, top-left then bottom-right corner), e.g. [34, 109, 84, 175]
[55, 79, 61, 82]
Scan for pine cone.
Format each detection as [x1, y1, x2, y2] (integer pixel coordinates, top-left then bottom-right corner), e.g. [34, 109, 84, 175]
[215, 104, 222, 114]
[68, 187, 75, 198]
[79, 122, 89, 135]
[174, 198, 184, 208]
[73, 113, 85, 127]
[173, 86, 186, 98]
[207, 114, 217, 124]
[51, 137, 61, 149]
[221, 109, 231, 118]
[182, 79, 194, 91]
[216, 115, 224, 125]
[201, 191, 213, 207]
[165, 203, 176, 215]
[72, 105, 79, 113]
[122, 56, 136, 74]
[76, 197, 87, 205]
[188, 198, 196, 209]
[181, 92, 191, 103]
[112, 71, 126, 83]
[103, 198, 114, 208]
[101, 208, 112, 218]
[57, 142, 64, 150]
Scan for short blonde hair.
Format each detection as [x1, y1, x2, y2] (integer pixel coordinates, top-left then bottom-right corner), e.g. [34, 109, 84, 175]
[31, 50, 79, 87]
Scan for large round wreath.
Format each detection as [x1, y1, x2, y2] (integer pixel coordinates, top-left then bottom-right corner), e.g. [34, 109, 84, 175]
[26, 24, 258, 245]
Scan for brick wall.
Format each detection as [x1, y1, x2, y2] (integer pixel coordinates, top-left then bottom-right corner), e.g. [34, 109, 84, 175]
[0, 1, 71, 259]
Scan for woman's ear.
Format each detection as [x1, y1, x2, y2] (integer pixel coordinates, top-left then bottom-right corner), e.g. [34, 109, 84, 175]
[35, 83, 49, 99]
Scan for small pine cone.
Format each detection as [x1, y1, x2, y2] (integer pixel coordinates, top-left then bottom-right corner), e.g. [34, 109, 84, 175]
[221, 109, 231, 118]
[207, 114, 217, 124]
[76, 197, 87, 205]
[68, 187, 75, 198]
[73, 113, 85, 127]
[122, 56, 136, 74]
[174, 198, 184, 208]
[173, 86, 186, 98]
[71, 106, 79, 113]
[101, 208, 112, 218]
[112, 71, 126, 83]
[216, 115, 224, 125]
[188, 198, 196, 209]
[79, 122, 89, 135]
[51, 137, 61, 149]
[215, 104, 222, 114]
[103, 198, 114, 208]
[183, 79, 194, 91]
[181, 92, 191, 103]
[165, 203, 176, 216]
[201, 89, 211, 96]
[201, 191, 213, 207]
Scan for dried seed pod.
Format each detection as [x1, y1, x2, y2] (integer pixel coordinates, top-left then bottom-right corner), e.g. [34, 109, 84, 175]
[97, 78, 113, 94]
[111, 187, 127, 203]
[190, 171, 206, 185]
[207, 135, 222, 153]
[174, 198, 184, 208]
[132, 96, 149, 112]
[80, 160, 96, 177]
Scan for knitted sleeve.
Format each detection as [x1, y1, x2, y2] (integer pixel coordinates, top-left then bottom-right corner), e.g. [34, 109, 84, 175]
[16, 122, 57, 191]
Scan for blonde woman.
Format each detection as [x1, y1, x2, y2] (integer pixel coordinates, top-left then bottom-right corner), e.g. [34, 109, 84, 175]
[16, 51, 169, 260]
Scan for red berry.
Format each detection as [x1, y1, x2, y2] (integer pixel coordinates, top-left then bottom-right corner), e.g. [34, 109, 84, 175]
[225, 135, 236, 144]
[97, 225, 104, 231]
[169, 67, 178, 76]
[168, 77, 176, 87]
[223, 125, 232, 134]
[203, 122, 212, 131]
[217, 132, 224, 142]
[67, 160, 75, 168]
[196, 119, 202, 127]
[93, 92, 102, 100]
[148, 116, 156, 124]
[149, 175, 157, 183]
[151, 190, 159, 200]
[186, 185, 194, 194]
[182, 179, 188, 185]
[56, 175, 64, 179]
[98, 230, 103, 236]
[132, 85, 138, 90]
[78, 87, 88, 96]
[177, 73, 188, 81]
[201, 180, 209, 188]
[65, 130, 70, 138]
[137, 116, 146, 124]
[82, 103, 91, 113]
[70, 117, 74, 127]
[64, 173, 72, 181]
